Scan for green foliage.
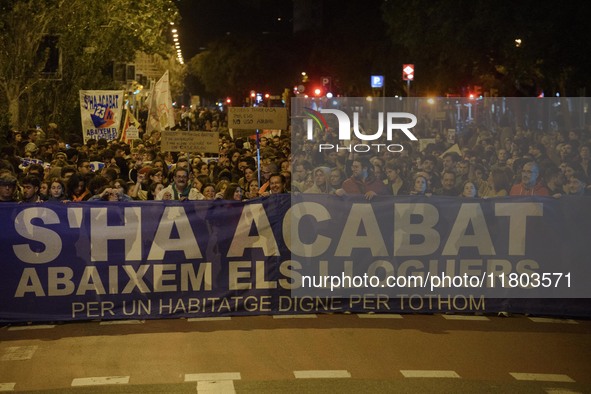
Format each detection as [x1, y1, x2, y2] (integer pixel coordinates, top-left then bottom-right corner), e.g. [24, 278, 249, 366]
[381, 0, 591, 96]
[0, 0, 181, 134]
[188, 35, 297, 102]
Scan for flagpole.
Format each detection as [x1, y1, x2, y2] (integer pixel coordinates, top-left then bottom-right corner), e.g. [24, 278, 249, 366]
[120, 104, 129, 143]
[256, 129, 261, 187]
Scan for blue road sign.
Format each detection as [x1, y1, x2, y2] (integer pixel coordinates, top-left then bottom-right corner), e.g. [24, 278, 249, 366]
[371, 75, 384, 88]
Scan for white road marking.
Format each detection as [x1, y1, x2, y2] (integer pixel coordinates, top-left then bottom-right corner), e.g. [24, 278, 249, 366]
[185, 373, 241, 382]
[0, 383, 16, 392]
[71, 376, 130, 387]
[442, 315, 490, 321]
[197, 380, 236, 393]
[0, 346, 38, 361]
[528, 317, 578, 324]
[510, 373, 575, 382]
[294, 370, 351, 379]
[7, 325, 56, 331]
[273, 314, 317, 319]
[401, 370, 460, 378]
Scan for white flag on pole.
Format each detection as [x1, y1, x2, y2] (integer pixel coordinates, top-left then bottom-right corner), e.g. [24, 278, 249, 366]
[146, 70, 176, 133]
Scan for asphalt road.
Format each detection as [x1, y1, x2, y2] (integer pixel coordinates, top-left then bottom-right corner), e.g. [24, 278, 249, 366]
[1, 313, 590, 393]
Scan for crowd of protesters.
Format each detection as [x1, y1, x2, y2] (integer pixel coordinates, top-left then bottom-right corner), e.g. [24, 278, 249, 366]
[289, 112, 591, 199]
[0, 108, 290, 203]
[1, 105, 591, 204]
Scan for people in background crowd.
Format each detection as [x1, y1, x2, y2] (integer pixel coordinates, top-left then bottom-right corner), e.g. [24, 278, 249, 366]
[156, 167, 203, 201]
[2, 106, 590, 209]
[336, 157, 388, 200]
[268, 173, 288, 194]
[47, 177, 68, 201]
[201, 183, 216, 200]
[147, 182, 165, 200]
[88, 183, 133, 201]
[565, 171, 591, 196]
[304, 166, 334, 194]
[20, 175, 42, 203]
[481, 167, 511, 198]
[409, 174, 430, 196]
[245, 179, 259, 199]
[383, 162, 408, 196]
[0, 173, 19, 202]
[460, 180, 478, 198]
[66, 173, 91, 201]
[222, 183, 244, 201]
[510, 161, 549, 196]
[434, 170, 458, 196]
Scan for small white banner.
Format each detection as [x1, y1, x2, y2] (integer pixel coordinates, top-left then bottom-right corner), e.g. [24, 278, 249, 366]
[79, 90, 124, 143]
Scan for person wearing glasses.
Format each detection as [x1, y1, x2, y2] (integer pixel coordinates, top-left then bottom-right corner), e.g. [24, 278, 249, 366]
[155, 167, 204, 201]
[77, 160, 93, 176]
[257, 162, 278, 196]
[509, 161, 549, 196]
[0, 172, 19, 202]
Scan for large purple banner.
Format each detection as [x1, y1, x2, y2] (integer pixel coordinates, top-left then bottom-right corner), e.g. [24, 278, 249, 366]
[0, 195, 590, 322]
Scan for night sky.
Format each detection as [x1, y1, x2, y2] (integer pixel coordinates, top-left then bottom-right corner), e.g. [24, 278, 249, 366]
[176, 0, 294, 59]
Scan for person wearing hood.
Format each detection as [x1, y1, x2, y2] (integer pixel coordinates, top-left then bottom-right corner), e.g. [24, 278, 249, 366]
[509, 161, 549, 196]
[304, 166, 334, 194]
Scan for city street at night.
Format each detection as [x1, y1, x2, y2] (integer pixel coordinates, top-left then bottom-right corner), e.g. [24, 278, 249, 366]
[2, 1, 591, 393]
[1, 313, 590, 393]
